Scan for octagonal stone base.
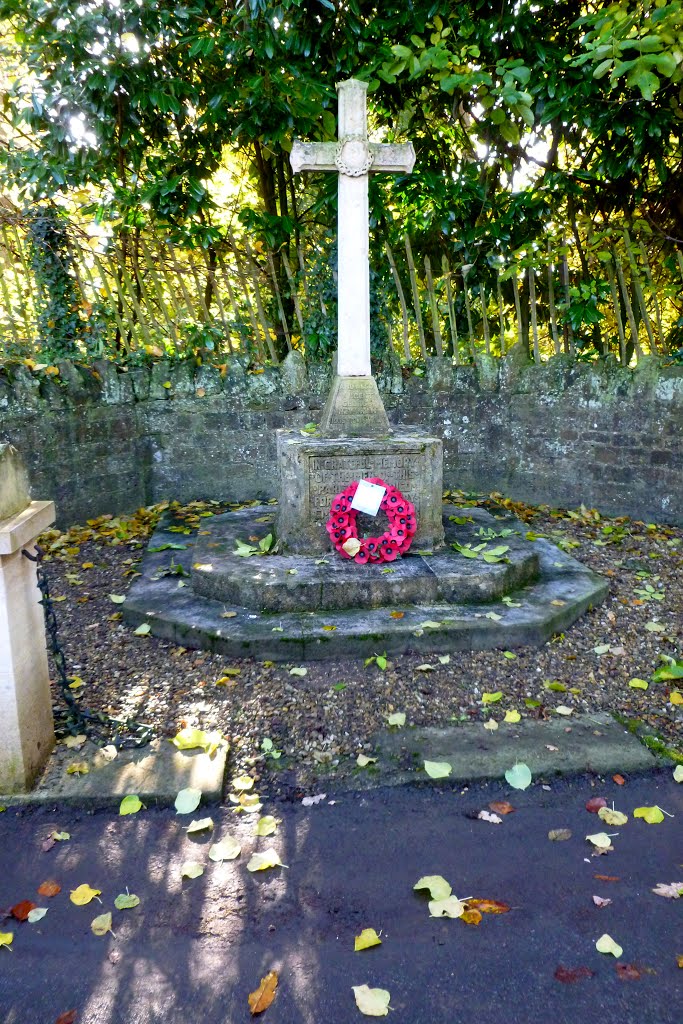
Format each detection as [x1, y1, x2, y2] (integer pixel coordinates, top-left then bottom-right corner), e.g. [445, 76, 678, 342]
[276, 428, 444, 554]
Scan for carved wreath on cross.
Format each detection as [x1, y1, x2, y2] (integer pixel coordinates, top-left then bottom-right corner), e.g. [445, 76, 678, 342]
[326, 479, 417, 563]
[334, 135, 375, 177]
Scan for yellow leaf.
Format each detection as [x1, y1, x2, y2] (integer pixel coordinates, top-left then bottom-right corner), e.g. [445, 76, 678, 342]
[91, 912, 113, 936]
[483, 719, 499, 731]
[504, 709, 521, 723]
[248, 970, 279, 1015]
[66, 761, 89, 775]
[352, 984, 391, 1017]
[342, 537, 361, 557]
[354, 927, 382, 951]
[413, 875, 452, 900]
[163, 380, 172, 389]
[70, 884, 102, 906]
[670, 690, 683, 706]
[586, 832, 613, 848]
[231, 774, 254, 792]
[246, 848, 287, 872]
[180, 861, 204, 879]
[597, 807, 628, 826]
[596, 933, 623, 957]
[171, 728, 223, 756]
[424, 760, 452, 779]
[208, 837, 241, 862]
[482, 691, 503, 704]
[628, 678, 648, 690]
[0, 932, 13, 950]
[387, 712, 406, 727]
[357, 754, 377, 767]
[428, 896, 465, 918]
[633, 805, 665, 824]
[254, 815, 278, 837]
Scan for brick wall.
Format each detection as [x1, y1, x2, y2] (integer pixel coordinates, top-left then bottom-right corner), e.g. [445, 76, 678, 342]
[1, 350, 681, 527]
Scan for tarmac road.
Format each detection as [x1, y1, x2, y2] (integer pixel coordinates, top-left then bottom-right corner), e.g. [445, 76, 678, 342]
[0, 769, 681, 1024]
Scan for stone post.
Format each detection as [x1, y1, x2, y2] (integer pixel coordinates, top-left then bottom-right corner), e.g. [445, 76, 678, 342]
[0, 444, 56, 792]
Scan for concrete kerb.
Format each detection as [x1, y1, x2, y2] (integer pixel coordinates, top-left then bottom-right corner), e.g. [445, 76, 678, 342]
[0, 714, 666, 808]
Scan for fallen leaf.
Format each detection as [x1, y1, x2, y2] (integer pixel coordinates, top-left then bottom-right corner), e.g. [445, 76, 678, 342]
[389, 611, 404, 619]
[586, 832, 613, 849]
[386, 712, 405, 727]
[586, 797, 608, 813]
[27, 907, 47, 923]
[671, 690, 683, 706]
[180, 862, 204, 879]
[633, 805, 665, 824]
[554, 705, 573, 716]
[615, 963, 641, 980]
[613, 774, 626, 785]
[489, 801, 515, 815]
[55, 1012, 78, 1024]
[66, 761, 89, 776]
[254, 816, 278, 838]
[644, 620, 666, 632]
[221, 610, 238, 619]
[418, 620, 442, 629]
[424, 760, 452, 779]
[596, 933, 623, 957]
[651, 882, 683, 899]
[429, 896, 465, 918]
[415, 663, 434, 672]
[460, 908, 482, 926]
[482, 691, 503, 704]
[289, 667, 307, 677]
[673, 765, 683, 783]
[91, 912, 113, 937]
[352, 984, 391, 1017]
[175, 788, 202, 815]
[301, 793, 326, 806]
[171, 727, 223, 755]
[554, 965, 594, 983]
[504, 709, 521, 723]
[11, 900, 37, 921]
[37, 880, 61, 898]
[357, 754, 377, 768]
[0, 932, 13, 951]
[133, 623, 151, 636]
[342, 537, 362, 557]
[467, 899, 511, 914]
[628, 678, 648, 690]
[247, 849, 286, 872]
[592, 895, 612, 908]
[119, 795, 143, 816]
[546, 744, 559, 751]
[548, 829, 572, 842]
[186, 817, 214, 834]
[505, 763, 532, 790]
[478, 810, 502, 824]
[483, 719, 499, 731]
[209, 837, 242, 861]
[677, 954, 683, 968]
[114, 892, 140, 910]
[413, 875, 452, 901]
[231, 774, 254, 792]
[594, 874, 620, 882]
[109, 594, 126, 604]
[237, 793, 262, 813]
[438, 655, 450, 664]
[62, 734, 87, 749]
[51, 831, 70, 842]
[598, 807, 628, 826]
[248, 970, 279, 1015]
[70, 885, 101, 906]
[354, 928, 382, 951]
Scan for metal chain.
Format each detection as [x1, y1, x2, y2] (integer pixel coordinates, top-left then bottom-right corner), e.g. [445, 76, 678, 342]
[22, 545, 155, 749]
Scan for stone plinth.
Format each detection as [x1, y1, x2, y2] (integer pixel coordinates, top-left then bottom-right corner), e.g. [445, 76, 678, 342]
[276, 428, 444, 554]
[0, 499, 56, 792]
[319, 375, 391, 437]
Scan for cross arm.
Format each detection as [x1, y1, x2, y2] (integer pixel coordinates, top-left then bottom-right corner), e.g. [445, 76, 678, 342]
[368, 142, 415, 174]
[290, 141, 338, 173]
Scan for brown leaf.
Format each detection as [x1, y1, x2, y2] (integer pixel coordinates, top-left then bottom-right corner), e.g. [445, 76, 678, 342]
[488, 801, 515, 815]
[11, 900, 37, 921]
[585, 796, 607, 813]
[460, 908, 482, 926]
[389, 611, 404, 619]
[41, 836, 56, 853]
[676, 954, 683, 969]
[615, 963, 641, 981]
[467, 898, 510, 914]
[55, 1012, 78, 1024]
[248, 970, 279, 1015]
[554, 965, 594, 984]
[37, 880, 61, 898]
[612, 774, 625, 786]
[594, 874, 620, 882]
[548, 828, 572, 842]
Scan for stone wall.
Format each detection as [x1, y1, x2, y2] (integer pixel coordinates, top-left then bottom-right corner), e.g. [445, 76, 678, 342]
[0, 350, 681, 527]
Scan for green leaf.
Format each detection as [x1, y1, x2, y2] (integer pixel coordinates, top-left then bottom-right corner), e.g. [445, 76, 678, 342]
[354, 927, 382, 951]
[482, 691, 503, 704]
[633, 805, 665, 824]
[133, 623, 151, 636]
[186, 816, 214, 834]
[149, 542, 187, 551]
[114, 891, 140, 910]
[175, 788, 202, 815]
[505, 763, 532, 790]
[414, 875, 452, 900]
[595, 933, 623, 957]
[208, 836, 241, 861]
[180, 861, 204, 879]
[424, 760, 452, 779]
[628, 678, 649, 690]
[119, 795, 144, 816]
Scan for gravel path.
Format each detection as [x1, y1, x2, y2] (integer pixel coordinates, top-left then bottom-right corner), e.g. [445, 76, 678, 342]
[37, 494, 682, 794]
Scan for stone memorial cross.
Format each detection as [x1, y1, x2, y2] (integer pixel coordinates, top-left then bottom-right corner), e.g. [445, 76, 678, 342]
[290, 78, 415, 378]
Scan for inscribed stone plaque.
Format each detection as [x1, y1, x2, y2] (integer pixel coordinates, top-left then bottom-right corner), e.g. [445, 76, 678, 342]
[277, 430, 444, 554]
[319, 376, 391, 437]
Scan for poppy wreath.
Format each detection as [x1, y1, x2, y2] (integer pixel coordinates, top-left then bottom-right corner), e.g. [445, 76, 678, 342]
[326, 478, 417, 564]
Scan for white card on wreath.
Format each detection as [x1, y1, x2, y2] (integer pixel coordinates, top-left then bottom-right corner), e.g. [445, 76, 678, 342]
[350, 479, 386, 517]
